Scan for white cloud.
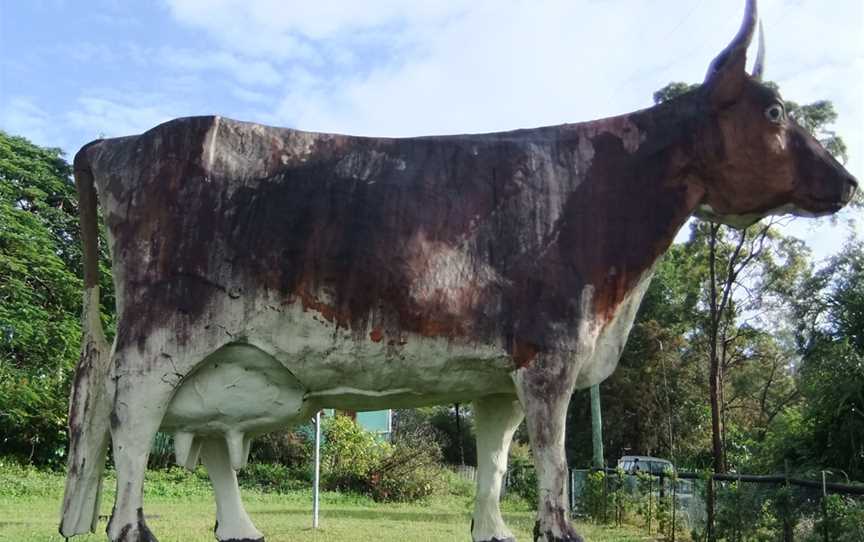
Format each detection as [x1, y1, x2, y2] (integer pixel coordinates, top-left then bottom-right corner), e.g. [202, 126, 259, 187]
[163, 0, 470, 60]
[65, 94, 182, 140]
[0, 98, 61, 149]
[230, 85, 271, 104]
[161, 48, 284, 87]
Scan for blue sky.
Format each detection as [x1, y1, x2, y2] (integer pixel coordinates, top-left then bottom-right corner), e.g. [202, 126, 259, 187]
[1, 0, 861, 258]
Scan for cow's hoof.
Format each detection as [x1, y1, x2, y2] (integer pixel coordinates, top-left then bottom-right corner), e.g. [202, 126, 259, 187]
[471, 518, 517, 542]
[214, 520, 265, 542]
[532, 521, 584, 542]
[108, 509, 158, 542]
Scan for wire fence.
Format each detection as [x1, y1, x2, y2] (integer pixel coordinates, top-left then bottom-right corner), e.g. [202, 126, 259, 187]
[568, 467, 864, 541]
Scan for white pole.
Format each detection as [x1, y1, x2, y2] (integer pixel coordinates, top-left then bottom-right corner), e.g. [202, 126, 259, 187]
[313, 410, 321, 529]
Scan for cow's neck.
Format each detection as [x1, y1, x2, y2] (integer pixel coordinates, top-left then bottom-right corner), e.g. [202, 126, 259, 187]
[507, 98, 705, 351]
[565, 100, 706, 315]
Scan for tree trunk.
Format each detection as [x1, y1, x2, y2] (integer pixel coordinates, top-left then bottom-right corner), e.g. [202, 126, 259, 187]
[709, 348, 725, 473]
[708, 224, 727, 474]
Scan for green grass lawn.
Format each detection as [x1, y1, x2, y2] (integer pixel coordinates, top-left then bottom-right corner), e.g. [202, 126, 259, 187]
[0, 464, 653, 541]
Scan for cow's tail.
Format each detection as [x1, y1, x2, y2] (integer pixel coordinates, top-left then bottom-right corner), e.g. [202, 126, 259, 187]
[60, 142, 113, 537]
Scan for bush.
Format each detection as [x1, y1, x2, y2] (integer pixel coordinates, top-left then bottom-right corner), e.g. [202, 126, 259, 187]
[238, 462, 310, 493]
[367, 431, 446, 502]
[149, 431, 174, 469]
[506, 442, 537, 506]
[143, 466, 212, 498]
[320, 415, 450, 502]
[322, 415, 387, 493]
[0, 459, 65, 498]
[584, 470, 609, 523]
[250, 429, 311, 467]
[803, 494, 864, 542]
[440, 467, 475, 499]
[393, 405, 476, 466]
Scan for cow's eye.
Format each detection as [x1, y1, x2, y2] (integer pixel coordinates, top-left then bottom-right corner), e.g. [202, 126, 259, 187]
[765, 104, 785, 123]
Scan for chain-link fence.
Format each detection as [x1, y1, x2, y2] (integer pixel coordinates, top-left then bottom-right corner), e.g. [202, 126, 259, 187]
[567, 468, 864, 541]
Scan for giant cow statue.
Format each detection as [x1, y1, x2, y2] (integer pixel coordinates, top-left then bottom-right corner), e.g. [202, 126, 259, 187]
[60, 1, 856, 540]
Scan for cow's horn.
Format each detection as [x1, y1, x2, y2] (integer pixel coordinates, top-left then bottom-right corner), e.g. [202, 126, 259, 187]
[705, 0, 758, 79]
[752, 21, 766, 79]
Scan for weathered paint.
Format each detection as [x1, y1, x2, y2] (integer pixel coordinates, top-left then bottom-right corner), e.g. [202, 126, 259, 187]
[61, 1, 858, 540]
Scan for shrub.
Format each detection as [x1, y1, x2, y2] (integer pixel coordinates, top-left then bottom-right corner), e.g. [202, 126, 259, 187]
[393, 405, 476, 466]
[366, 431, 446, 502]
[238, 462, 309, 493]
[144, 466, 213, 498]
[440, 467, 475, 499]
[250, 429, 311, 467]
[149, 431, 174, 469]
[506, 442, 537, 506]
[321, 415, 388, 493]
[320, 415, 450, 502]
[610, 468, 630, 527]
[584, 470, 609, 523]
[804, 494, 864, 542]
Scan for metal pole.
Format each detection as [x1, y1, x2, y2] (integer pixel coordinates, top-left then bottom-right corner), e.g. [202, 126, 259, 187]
[822, 471, 829, 542]
[603, 464, 608, 525]
[590, 384, 604, 469]
[707, 477, 716, 542]
[313, 410, 321, 529]
[671, 474, 677, 542]
[783, 460, 792, 542]
[648, 474, 653, 535]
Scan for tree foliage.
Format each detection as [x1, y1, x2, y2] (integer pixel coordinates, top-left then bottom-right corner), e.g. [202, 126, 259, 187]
[0, 132, 82, 464]
[782, 240, 864, 479]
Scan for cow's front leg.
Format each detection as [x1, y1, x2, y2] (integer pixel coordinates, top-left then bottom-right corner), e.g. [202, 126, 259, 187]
[201, 437, 264, 542]
[472, 394, 524, 542]
[514, 354, 583, 542]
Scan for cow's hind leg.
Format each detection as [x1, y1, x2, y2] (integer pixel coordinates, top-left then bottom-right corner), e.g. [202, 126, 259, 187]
[201, 437, 264, 542]
[514, 354, 583, 542]
[106, 366, 175, 542]
[472, 394, 524, 542]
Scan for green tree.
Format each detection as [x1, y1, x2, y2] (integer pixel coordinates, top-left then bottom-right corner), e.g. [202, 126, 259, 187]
[785, 240, 864, 479]
[393, 405, 477, 466]
[0, 132, 82, 464]
[0, 132, 113, 465]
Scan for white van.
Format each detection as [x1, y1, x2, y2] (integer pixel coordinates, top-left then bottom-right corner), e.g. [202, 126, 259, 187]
[616, 455, 674, 475]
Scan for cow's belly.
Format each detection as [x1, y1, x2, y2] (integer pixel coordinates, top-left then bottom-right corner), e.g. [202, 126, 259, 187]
[282, 332, 517, 410]
[150, 293, 517, 428]
[242, 300, 518, 411]
[160, 344, 310, 435]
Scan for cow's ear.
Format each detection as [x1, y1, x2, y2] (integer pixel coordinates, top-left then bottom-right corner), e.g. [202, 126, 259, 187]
[704, 0, 758, 107]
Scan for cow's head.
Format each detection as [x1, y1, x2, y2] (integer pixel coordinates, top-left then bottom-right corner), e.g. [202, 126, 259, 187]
[691, 0, 857, 228]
